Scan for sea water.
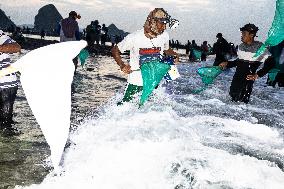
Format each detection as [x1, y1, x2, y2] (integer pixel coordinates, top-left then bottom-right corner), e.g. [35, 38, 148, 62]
[16, 56, 284, 189]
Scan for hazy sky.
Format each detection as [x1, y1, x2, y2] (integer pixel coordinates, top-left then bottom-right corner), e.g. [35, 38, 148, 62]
[0, 0, 276, 45]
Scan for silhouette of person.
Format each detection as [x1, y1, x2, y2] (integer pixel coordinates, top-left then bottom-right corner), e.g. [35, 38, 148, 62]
[101, 24, 109, 46]
[212, 33, 230, 66]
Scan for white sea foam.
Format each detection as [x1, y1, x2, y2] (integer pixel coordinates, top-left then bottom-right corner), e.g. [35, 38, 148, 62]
[16, 56, 284, 189]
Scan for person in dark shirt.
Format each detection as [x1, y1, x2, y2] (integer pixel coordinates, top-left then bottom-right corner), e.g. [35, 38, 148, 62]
[189, 40, 198, 61]
[101, 24, 109, 46]
[0, 30, 21, 136]
[59, 11, 81, 42]
[201, 41, 209, 61]
[86, 21, 97, 47]
[40, 29, 45, 39]
[219, 23, 275, 103]
[212, 33, 230, 66]
[185, 40, 191, 55]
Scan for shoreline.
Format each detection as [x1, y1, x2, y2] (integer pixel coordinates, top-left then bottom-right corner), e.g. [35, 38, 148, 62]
[10, 33, 114, 56]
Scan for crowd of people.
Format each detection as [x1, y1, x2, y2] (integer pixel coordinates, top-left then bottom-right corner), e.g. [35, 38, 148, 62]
[0, 7, 283, 137]
[169, 35, 238, 63]
[4, 15, 125, 49]
[111, 8, 282, 108]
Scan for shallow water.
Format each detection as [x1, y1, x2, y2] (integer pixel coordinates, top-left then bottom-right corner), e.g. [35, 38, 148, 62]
[9, 54, 284, 189]
[2, 53, 284, 189]
[0, 136, 50, 188]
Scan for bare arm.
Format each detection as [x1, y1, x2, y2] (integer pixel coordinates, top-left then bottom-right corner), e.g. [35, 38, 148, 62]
[111, 45, 131, 74]
[0, 42, 21, 53]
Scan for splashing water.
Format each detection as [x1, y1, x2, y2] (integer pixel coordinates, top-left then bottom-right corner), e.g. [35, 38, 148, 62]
[12, 41, 87, 169]
[16, 56, 284, 189]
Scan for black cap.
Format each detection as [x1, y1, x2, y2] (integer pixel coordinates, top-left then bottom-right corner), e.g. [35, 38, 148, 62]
[69, 11, 81, 19]
[69, 11, 77, 16]
[216, 33, 222, 38]
[240, 23, 259, 34]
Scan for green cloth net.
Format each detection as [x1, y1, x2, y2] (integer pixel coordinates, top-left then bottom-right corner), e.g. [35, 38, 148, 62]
[197, 66, 223, 85]
[255, 0, 284, 57]
[78, 49, 89, 67]
[193, 49, 202, 60]
[270, 42, 284, 73]
[192, 66, 223, 94]
[140, 61, 171, 105]
[268, 68, 280, 82]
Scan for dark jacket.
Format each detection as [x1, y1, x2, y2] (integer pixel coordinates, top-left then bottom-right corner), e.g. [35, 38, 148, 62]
[227, 41, 275, 103]
[213, 37, 230, 66]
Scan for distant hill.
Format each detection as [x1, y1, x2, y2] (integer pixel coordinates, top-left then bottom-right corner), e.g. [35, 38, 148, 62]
[107, 24, 129, 38]
[0, 9, 16, 30]
[34, 4, 62, 33]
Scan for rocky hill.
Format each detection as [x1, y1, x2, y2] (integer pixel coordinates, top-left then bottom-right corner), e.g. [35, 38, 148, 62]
[107, 23, 129, 37]
[0, 9, 16, 30]
[34, 4, 62, 34]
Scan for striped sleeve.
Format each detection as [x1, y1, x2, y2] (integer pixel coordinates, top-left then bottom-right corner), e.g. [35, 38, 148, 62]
[237, 42, 271, 63]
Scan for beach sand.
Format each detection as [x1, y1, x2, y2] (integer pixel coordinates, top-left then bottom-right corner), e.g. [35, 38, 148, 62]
[0, 53, 127, 188]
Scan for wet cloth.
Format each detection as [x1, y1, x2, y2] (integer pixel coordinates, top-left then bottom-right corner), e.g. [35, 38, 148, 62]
[267, 41, 284, 86]
[254, 0, 284, 57]
[121, 83, 143, 103]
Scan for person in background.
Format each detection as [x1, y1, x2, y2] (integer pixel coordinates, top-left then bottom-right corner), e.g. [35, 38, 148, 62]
[101, 24, 109, 46]
[59, 11, 81, 42]
[219, 23, 275, 103]
[0, 30, 21, 136]
[212, 33, 230, 66]
[201, 41, 209, 61]
[58, 11, 81, 72]
[111, 8, 179, 103]
[185, 40, 191, 55]
[94, 21, 101, 45]
[40, 29, 45, 39]
[86, 21, 97, 51]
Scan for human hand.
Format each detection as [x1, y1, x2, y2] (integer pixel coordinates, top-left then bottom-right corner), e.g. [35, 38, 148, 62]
[174, 54, 179, 64]
[219, 62, 228, 70]
[120, 64, 132, 74]
[0, 66, 18, 78]
[246, 74, 259, 81]
[164, 49, 179, 64]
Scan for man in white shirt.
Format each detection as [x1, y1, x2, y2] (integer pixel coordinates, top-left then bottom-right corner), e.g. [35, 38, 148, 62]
[112, 8, 179, 103]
